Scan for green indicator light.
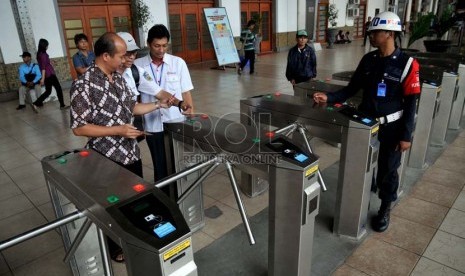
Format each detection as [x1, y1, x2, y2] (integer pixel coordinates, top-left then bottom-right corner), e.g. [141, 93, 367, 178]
[187, 119, 196, 124]
[57, 158, 67, 164]
[326, 107, 334, 111]
[107, 195, 119, 203]
[265, 95, 273, 99]
[252, 138, 260, 143]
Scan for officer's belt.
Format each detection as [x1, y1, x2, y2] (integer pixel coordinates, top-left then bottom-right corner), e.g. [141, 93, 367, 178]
[377, 110, 403, 125]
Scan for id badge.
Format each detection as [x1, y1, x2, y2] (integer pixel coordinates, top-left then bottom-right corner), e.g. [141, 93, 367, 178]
[377, 82, 386, 97]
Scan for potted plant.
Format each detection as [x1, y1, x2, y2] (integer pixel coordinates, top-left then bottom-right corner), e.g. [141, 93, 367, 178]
[326, 3, 339, 48]
[408, 4, 457, 52]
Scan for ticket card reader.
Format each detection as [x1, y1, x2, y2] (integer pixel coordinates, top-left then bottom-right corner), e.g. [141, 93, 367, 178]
[240, 94, 380, 239]
[42, 150, 197, 276]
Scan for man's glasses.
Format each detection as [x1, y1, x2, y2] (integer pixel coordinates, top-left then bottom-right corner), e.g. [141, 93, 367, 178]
[125, 50, 138, 57]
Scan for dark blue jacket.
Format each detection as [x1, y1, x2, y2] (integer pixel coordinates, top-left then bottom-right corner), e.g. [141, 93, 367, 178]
[285, 44, 317, 81]
[327, 48, 421, 142]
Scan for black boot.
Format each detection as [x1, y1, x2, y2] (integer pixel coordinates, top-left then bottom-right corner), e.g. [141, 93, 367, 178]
[372, 201, 392, 232]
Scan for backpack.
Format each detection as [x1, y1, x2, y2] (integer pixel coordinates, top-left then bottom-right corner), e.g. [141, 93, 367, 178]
[130, 64, 140, 88]
[130, 64, 145, 142]
[25, 64, 37, 83]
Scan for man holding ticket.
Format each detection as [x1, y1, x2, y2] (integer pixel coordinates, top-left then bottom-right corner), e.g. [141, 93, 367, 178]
[313, 12, 420, 233]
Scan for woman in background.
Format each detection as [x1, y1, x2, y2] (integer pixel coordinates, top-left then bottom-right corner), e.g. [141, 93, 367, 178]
[33, 38, 69, 110]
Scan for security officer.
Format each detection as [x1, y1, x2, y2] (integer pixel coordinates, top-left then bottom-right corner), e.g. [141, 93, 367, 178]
[313, 11, 421, 232]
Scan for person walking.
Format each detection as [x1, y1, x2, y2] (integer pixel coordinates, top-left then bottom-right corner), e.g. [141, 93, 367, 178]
[285, 30, 317, 85]
[33, 38, 69, 109]
[238, 20, 257, 75]
[313, 12, 421, 233]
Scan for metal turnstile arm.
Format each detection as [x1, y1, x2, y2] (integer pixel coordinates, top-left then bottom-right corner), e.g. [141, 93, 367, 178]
[63, 218, 92, 263]
[155, 157, 219, 189]
[298, 126, 327, 192]
[97, 227, 113, 276]
[273, 123, 327, 192]
[225, 161, 256, 245]
[0, 211, 85, 251]
[274, 123, 298, 137]
[176, 162, 220, 205]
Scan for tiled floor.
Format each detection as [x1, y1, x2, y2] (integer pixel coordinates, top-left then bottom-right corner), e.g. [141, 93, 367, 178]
[0, 39, 464, 276]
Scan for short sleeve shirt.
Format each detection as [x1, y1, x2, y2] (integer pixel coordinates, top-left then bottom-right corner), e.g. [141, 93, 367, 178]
[134, 53, 194, 133]
[70, 64, 139, 165]
[72, 51, 96, 76]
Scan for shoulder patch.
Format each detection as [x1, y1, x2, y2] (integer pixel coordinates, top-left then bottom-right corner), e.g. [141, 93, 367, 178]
[143, 71, 153, 81]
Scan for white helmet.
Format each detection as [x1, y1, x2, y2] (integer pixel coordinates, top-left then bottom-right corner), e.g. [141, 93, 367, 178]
[368, 11, 402, 32]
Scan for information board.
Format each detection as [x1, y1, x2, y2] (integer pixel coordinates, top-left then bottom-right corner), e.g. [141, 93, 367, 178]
[204, 7, 240, 66]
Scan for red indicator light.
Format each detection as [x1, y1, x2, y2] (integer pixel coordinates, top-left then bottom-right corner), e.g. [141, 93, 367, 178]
[265, 131, 275, 138]
[201, 114, 209, 119]
[132, 184, 146, 192]
[274, 92, 281, 96]
[334, 103, 342, 108]
[79, 151, 89, 157]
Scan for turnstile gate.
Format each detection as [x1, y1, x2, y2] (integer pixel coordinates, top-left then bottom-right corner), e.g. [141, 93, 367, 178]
[408, 82, 441, 169]
[408, 68, 442, 169]
[164, 115, 321, 275]
[407, 52, 465, 130]
[411, 57, 459, 146]
[240, 95, 379, 239]
[42, 150, 197, 276]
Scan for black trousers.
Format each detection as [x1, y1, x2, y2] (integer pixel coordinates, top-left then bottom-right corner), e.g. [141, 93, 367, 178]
[34, 74, 66, 106]
[376, 141, 402, 203]
[240, 50, 255, 73]
[363, 33, 369, 46]
[146, 132, 170, 195]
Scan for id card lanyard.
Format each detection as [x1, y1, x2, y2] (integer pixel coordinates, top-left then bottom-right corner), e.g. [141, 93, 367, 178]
[377, 79, 386, 97]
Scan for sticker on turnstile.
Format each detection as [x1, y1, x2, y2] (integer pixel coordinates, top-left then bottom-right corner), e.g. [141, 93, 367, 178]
[371, 125, 379, 134]
[153, 222, 176, 238]
[163, 239, 191, 261]
[305, 165, 319, 177]
[294, 153, 308, 162]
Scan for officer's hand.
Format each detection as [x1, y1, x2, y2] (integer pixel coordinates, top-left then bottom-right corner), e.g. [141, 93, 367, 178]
[313, 92, 327, 103]
[291, 79, 296, 86]
[117, 124, 144, 139]
[397, 141, 411, 152]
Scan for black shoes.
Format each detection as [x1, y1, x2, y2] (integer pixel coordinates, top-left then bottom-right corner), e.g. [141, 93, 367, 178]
[372, 201, 392, 232]
[16, 105, 26, 110]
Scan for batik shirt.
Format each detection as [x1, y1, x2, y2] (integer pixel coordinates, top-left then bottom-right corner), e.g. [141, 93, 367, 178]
[70, 64, 139, 165]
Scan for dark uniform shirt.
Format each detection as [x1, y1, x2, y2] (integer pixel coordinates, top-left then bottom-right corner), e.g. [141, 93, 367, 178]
[327, 48, 421, 143]
[285, 44, 317, 82]
[70, 64, 139, 165]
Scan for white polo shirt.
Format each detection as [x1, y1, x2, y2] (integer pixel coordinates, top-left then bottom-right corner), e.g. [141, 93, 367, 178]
[121, 65, 162, 99]
[134, 53, 194, 132]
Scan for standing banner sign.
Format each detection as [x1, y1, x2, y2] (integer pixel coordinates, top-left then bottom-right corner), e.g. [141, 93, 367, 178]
[204, 7, 240, 66]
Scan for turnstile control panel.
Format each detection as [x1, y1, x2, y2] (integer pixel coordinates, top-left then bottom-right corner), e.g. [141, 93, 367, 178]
[43, 150, 196, 276]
